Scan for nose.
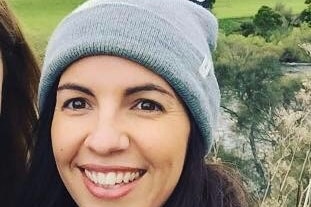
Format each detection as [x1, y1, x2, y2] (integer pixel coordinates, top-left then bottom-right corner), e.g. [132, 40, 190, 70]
[84, 117, 130, 155]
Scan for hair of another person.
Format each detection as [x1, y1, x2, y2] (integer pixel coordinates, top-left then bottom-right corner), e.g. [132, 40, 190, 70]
[0, 0, 40, 206]
[19, 81, 250, 207]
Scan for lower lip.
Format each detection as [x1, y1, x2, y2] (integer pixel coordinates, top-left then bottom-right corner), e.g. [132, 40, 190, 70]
[82, 171, 140, 199]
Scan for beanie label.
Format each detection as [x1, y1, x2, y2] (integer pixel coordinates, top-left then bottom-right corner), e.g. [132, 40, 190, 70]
[198, 55, 212, 79]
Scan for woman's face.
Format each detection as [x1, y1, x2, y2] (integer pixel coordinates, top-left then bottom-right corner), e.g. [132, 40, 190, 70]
[51, 56, 190, 207]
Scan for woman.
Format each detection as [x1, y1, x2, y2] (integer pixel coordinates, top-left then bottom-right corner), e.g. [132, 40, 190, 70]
[20, 0, 250, 206]
[0, 0, 40, 206]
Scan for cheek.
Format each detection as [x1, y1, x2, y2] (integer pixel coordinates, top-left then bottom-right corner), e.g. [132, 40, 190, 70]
[131, 116, 190, 167]
[131, 116, 190, 201]
[51, 113, 86, 165]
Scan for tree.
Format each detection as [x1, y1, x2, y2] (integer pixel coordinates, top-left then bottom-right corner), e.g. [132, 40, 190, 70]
[254, 6, 283, 37]
[214, 34, 301, 194]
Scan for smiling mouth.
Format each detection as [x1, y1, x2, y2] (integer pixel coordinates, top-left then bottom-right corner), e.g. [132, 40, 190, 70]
[83, 169, 146, 187]
[79, 166, 147, 199]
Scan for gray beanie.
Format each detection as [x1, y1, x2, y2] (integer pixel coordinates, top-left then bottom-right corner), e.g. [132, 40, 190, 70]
[39, 0, 220, 152]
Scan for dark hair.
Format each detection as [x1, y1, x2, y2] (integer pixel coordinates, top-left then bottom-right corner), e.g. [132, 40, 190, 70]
[19, 81, 251, 207]
[0, 0, 40, 206]
[18, 81, 75, 207]
[163, 116, 250, 207]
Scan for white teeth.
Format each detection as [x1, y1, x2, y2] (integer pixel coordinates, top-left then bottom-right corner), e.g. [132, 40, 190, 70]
[98, 172, 106, 184]
[123, 172, 131, 183]
[130, 172, 136, 181]
[91, 171, 97, 183]
[85, 169, 92, 178]
[116, 172, 123, 184]
[106, 172, 116, 185]
[85, 169, 141, 186]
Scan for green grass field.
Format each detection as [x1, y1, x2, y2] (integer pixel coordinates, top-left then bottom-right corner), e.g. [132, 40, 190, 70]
[214, 0, 306, 18]
[9, 0, 84, 60]
[8, 0, 307, 59]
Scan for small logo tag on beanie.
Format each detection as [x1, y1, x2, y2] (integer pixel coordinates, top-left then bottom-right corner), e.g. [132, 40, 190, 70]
[198, 55, 212, 78]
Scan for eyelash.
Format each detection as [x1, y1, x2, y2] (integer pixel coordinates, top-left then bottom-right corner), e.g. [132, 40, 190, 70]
[132, 99, 164, 112]
[62, 97, 91, 110]
[61, 97, 164, 113]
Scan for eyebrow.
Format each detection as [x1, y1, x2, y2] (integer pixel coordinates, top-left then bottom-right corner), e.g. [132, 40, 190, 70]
[57, 83, 174, 98]
[125, 83, 174, 98]
[57, 83, 95, 97]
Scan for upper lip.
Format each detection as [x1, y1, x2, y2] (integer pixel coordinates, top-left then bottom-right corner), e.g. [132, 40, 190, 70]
[79, 164, 146, 173]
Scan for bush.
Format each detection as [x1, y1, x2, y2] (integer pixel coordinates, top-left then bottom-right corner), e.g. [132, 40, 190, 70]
[215, 34, 282, 89]
[219, 18, 243, 35]
[278, 24, 311, 63]
[279, 48, 301, 62]
[253, 6, 283, 37]
[240, 21, 255, 37]
[261, 78, 311, 206]
[299, 5, 311, 25]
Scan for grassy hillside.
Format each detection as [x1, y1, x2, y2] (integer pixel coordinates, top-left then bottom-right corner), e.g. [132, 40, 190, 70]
[8, 0, 84, 60]
[7, 0, 307, 59]
[214, 0, 306, 18]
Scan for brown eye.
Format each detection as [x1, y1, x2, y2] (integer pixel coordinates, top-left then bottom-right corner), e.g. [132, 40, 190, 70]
[135, 99, 163, 111]
[63, 98, 90, 110]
